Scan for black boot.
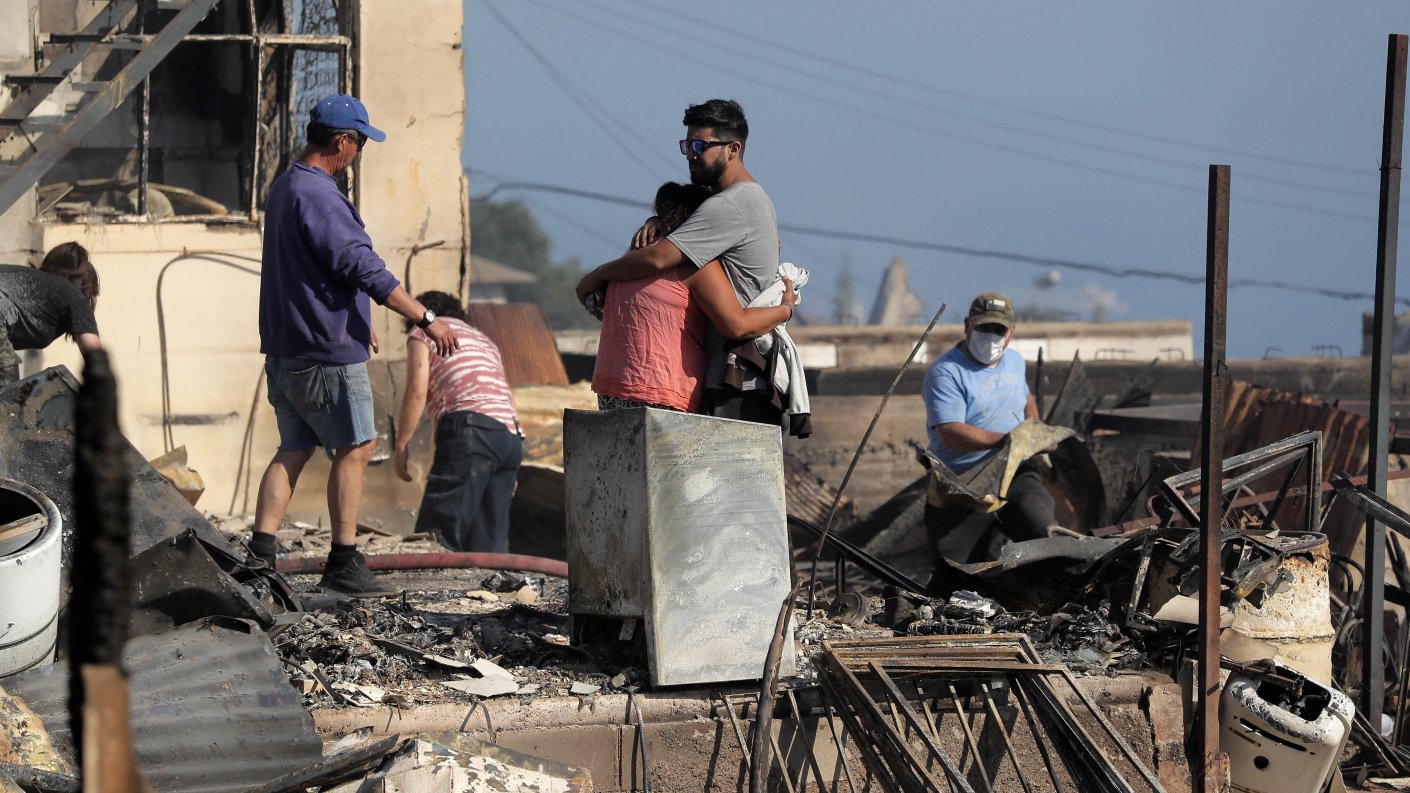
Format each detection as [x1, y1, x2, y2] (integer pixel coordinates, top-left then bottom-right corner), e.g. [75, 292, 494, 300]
[247, 532, 278, 569]
[319, 549, 397, 598]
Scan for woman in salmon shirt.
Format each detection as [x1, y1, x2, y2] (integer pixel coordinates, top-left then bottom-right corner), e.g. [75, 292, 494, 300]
[592, 182, 795, 413]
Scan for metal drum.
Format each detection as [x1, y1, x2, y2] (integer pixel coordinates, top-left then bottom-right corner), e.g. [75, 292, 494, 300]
[1226, 533, 1335, 683]
[0, 477, 62, 677]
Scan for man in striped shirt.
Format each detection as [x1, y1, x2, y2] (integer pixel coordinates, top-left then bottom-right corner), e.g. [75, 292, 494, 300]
[394, 292, 523, 553]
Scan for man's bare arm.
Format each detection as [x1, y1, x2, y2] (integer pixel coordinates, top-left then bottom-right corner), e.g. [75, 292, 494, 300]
[575, 239, 688, 305]
[1025, 393, 1039, 420]
[936, 422, 1007, 452]
[383, 286, 457, 356]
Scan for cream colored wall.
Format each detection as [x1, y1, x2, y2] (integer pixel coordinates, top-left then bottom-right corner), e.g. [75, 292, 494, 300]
[356, 0, 469, 303]
[34, 223, 276, 516]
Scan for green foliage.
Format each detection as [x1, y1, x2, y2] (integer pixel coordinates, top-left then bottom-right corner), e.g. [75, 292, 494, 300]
[469, 198, 596, 330]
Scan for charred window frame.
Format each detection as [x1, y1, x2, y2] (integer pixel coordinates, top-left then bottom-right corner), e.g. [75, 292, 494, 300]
[39, 0, 355, 224]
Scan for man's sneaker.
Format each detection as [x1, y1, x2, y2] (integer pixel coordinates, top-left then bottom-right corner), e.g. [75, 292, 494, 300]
[319, 551, 398, 598]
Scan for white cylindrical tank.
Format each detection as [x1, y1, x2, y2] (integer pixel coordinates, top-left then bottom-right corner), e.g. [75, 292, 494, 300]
[0, 478, 62, 677]
[1220, 663, 1353, 793]
[1226, 534, 1335, 683]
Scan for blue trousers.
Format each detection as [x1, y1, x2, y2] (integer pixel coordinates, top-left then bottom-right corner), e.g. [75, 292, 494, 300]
[415, 411, 523, 553]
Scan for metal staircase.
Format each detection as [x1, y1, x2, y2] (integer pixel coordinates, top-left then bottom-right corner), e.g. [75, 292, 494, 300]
[0, 0, 221, 215]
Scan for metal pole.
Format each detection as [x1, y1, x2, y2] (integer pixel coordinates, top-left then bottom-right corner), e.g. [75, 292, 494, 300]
[1196, 164, 1230, 793]
[137, 77, 149, 217]
[1365, 32, 1407, 728]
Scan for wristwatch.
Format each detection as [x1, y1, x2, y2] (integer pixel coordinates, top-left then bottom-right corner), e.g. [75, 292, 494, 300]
[416, 309, 437, 329]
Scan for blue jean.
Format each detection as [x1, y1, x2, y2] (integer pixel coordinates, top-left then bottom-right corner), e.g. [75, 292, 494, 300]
[415, 411, 523, 553]
[264, 356, 377, 451]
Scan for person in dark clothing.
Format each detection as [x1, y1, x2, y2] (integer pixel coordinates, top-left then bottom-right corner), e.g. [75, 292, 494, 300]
[0, 242, 103, 385]
[247, 94, 458, 598]
[394, 292, 523, 553]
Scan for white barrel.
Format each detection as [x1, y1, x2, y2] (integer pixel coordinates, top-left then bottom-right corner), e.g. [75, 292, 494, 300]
[0, 478, 61, 677]
[1227, 533, 1334, 683]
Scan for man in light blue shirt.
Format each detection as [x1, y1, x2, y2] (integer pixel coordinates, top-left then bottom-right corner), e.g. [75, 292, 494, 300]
[921, 292, 1054, 565]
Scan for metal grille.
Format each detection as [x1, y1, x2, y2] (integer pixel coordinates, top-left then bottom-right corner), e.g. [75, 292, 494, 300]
[809, 634, 1167, 793]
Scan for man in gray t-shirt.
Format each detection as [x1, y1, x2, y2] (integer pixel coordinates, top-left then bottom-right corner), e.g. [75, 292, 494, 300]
[576, 99, 784, 423]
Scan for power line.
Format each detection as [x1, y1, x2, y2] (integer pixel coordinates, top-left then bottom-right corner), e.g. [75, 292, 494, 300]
[521, 196, 626, 250]
[477, 169, 839, 267]
[518, 0, 1378, 224]
[467, 173, 1410, 307]
[478, 0, 674, 180]
[572, 0, 1367, 201]
[623, 0, 1362, 178]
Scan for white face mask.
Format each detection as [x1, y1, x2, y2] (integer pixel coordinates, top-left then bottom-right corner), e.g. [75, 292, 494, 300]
[968, 330, 1007, 365]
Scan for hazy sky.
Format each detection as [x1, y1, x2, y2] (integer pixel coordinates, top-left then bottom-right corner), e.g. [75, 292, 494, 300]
[464, 1, 1410, 359]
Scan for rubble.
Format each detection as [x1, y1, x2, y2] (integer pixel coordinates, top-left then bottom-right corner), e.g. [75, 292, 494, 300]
[904, 591, 1146, 676]
[2, 338, 1409, 790]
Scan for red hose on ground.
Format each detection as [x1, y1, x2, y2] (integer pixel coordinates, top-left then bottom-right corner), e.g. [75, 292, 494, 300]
[276, 551, 568, 579]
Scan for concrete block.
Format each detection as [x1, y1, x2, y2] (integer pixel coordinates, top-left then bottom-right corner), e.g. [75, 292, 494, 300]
[1143, 682, 1192, 792]
[565, 408, 796, 686]
[622, 720, 745, 793]
[494, 725, 621, 790]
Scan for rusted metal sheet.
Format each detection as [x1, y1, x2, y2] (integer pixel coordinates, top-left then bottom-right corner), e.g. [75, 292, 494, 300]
[785, 465, 855, 528]
[1193, 380, 1373, 554]
[464, 303, 569, 386]
[2, 618, 321, 793]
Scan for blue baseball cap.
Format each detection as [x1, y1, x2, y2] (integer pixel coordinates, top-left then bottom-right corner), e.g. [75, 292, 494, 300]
[309, 94, 386, 142]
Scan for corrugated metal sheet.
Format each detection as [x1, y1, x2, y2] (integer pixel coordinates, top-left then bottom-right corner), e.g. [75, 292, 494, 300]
[3, 618, 321, 793]
[785, 465, 855, 528]
[464, 303, 569, 386]
[1195, 380, 1373, 559]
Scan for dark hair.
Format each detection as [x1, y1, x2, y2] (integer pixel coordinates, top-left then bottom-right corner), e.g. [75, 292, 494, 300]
[404, 290, 468, 333]
[38, 242, 99, 309]
[306, 123, 361, 148]
[653, 182, 712, 233]
[682, 99, 748, 151]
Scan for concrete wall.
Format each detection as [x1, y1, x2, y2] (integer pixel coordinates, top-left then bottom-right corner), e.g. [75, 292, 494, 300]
[559, 319, 1192, 376]
[791, 319, 1195, 369]
[310, 675, 1188, 792]
[20, 0, 470, 527]
[356, 0, 469, 300]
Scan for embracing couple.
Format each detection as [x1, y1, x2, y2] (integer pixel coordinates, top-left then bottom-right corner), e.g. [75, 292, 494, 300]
[575, 99, 810, 436]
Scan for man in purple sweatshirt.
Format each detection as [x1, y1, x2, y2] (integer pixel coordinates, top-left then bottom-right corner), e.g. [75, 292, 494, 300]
[251, 94, 457, 597]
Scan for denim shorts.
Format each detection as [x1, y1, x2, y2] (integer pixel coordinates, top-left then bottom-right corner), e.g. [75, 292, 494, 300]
[265, 356, 377, 451]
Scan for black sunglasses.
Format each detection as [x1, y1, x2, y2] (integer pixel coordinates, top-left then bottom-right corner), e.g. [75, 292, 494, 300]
[344, 131, 368, 149]
[679, 138, 732, 156]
